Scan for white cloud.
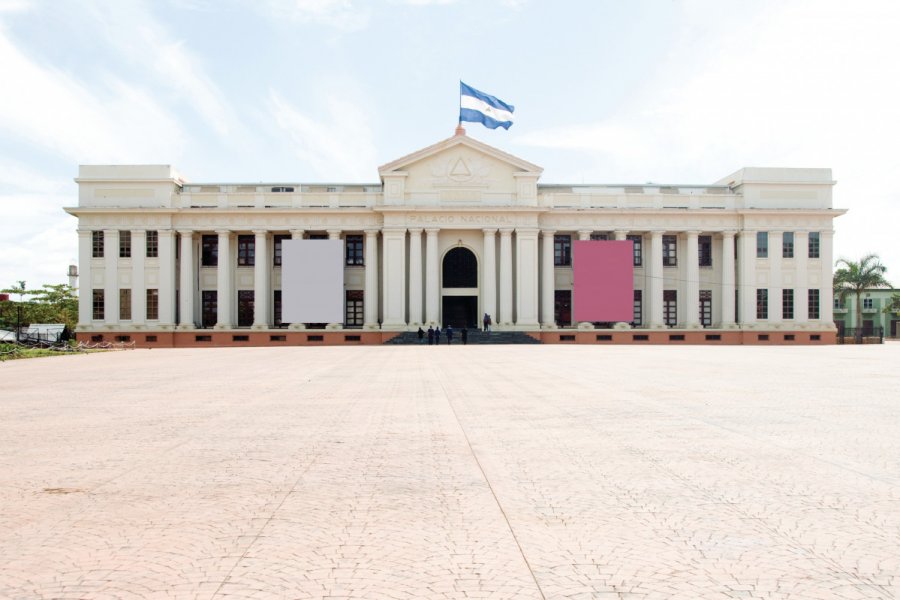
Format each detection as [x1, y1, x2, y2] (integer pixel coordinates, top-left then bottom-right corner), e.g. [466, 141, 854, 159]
[268, 89, 377, 181]
[0, 0, 30, 13]
[0, 29, 185, 163]
[257, 0, 370, 31]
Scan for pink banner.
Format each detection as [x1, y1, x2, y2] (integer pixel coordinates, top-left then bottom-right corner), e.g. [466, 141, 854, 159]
[572, 240, 634, 322]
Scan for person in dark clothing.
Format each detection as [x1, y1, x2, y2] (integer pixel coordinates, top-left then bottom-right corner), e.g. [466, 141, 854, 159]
[461, 328, 468, 345]
[427, 325, 434, 345]
[417, 327, 425, 343]
[446, 325, 453, 345]
[434, 326, 441, 344]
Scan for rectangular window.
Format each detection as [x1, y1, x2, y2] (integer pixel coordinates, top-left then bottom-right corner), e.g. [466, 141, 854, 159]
[627, 234, 643, 267]
[119, 288, 131, 320]
[662, 235, 677, 267]
[863, 297, 874, 309]
[146, 288, 159, 320]
[237, 290, 254, 327]
[783, 289, 794, 319]
[345, 290, 364, 326]
[273, 234, 290, 266]
[201, 290, 217, 328]
[698, 235, 712, 267]
[92, 289, 104, 320]
[589, 232, 609, 240]
[274, 290, 283, 326]
[756, 231, 768, 258]
[632, 289, 642, 327]
[809, 232, 820, 259]
[345, 234, 364, 266]
[146, 230, 158, 258]
[554, 234, 572, 266]
[757, 288, 768, 320]
[834, 296, 843, 309]
[808, 289, 820, 320]
[783, 232, 794, 258]
[237, 235, 255, 267]
[119, 231, 131, 258]
[201, 235, 218, 267]
[663, 290, 677, 326]
[92, 231, 104, 258]
[700, 290, 712, 327]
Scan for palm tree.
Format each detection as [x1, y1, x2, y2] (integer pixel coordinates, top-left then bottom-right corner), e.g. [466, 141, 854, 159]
[833, 254, 891, 340]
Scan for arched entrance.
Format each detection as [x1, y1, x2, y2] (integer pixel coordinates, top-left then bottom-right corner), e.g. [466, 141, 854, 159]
[442, 247, 478, 328]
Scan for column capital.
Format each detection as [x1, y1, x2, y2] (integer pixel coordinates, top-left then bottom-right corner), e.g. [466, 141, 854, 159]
[614, 230, 629, 240]
[176, 229, 194, 236]
[131, 229, 147, 237]
[326, 229, 342, 239]
[383, 227, 407, 236]
[425, 228, 440, 236]
[104, 228, 119, 234]
[291, 229, 305, 239]
[577, 230, 592, 240]
[686, 229, 700, 239]
[252, 229, 268, 236]
[541, 229, 557, 237]
[515, 227, 540, 236]
[649, 229, 664, 238]
[215, 229, 232, 235]
[364, 228, 380, 237]
[482, 228, 498, 236]
[720, 229, 737, 238]
[499, 228, 514, 236]
[408, 228, 424, 235]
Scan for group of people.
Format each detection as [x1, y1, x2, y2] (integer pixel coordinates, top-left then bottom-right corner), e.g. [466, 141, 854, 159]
[415, 313, 493, 345]
[418, 325, 468, 345]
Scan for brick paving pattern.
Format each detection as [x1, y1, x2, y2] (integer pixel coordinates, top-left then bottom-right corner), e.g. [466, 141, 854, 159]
[1, 344, 899, 599]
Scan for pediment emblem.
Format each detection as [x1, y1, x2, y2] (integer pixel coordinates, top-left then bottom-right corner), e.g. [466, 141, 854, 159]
[430, 155, 491, 187]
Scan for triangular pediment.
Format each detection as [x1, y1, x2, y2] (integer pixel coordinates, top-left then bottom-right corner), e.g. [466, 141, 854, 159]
[378, 134, 543, 178]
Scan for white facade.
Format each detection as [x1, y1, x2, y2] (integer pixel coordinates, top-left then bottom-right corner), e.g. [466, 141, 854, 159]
[66, 132, 845, 344]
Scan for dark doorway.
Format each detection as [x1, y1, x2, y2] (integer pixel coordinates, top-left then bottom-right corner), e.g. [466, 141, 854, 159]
[555, 290, 571, 326]
[891, 320, 898, 338]
[442, 296, 477, 328]
[443, 247, 477, 288]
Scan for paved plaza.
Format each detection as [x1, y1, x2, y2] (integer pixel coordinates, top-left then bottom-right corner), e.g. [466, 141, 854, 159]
[2, 344, 899, 599]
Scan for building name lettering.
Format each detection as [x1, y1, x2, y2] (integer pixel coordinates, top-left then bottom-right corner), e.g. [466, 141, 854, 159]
[407, 214, 513, 225]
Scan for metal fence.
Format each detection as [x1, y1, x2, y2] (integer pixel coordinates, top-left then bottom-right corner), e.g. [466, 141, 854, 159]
[836, 326, 884, 344]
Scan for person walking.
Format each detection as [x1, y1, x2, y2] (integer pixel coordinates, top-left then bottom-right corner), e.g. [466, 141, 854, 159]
[483, 312, 490, 332]
[434, 326, 441, 345]
[461, 327, 468, 345]
[446, 325, 453, 345]
[417, 327, 425, 343]
[427, 325, 434, 345]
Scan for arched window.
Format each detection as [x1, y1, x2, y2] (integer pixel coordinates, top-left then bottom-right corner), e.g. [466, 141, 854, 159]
[442, 247, 477, 288]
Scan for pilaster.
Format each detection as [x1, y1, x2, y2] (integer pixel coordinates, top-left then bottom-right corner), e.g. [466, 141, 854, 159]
[215, 229, 232, 329]
[425, 229, 440, 325]
[499, 228, 514, 326]
[481, 229, 497, 326]
[408, 228, 423, 326]
[252, 230, 270, 329]
[178, 230, 195, 329]
[131, 230, 146, 327]
[381, 228, 407, 330]
[685, 231, 701, 328]
[364, 229, 379, 329]
[104, 229, 119, 327]
[77, 229, 92, 327]
[541, 229, 556, 327]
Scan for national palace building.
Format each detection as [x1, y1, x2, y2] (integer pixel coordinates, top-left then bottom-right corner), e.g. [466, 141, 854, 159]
[66, 130, 845, 346]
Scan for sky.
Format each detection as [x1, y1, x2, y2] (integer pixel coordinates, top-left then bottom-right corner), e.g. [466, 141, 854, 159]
[1, 0, 899, 290]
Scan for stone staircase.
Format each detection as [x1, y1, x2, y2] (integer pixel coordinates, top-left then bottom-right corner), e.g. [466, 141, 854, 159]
[384, 329, 542, 345]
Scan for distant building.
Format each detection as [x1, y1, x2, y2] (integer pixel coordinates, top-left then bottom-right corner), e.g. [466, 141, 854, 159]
[834, 289, 900, 338]
[65, 131, 846, 346]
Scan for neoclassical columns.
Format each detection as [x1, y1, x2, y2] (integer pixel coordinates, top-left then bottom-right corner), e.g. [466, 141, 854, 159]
[408, 228, 423, 326]
[794, 231, 809, 324]
[768, 230, 783, 324]
[647, 230, 664, 328]
[738, 231, 757, 326]
[158, 229, 176, 327]
[499, 229, 514, 326]
[381, 228, 407, 329]
[820, 231, 835, 324]
[252, 230, 269, 328]
[364, 229, 379, 328]
[577, 230, 591, 241]
[685, 231, 700, 328]
[215, 229, 232, 329]
[614, 230, 628, 241]
[720, 231, 736, 327]
[77, 230, 92, 327]
[131, 230, 146, 327]
[541, 230, 556, 327]
[425, 229, 440, 325]
[482, 229, 497, 324]
[516, 228, 540, 327]
[104, 229, 119, 326]
[291, 229, 304, 240]
[178, 230, 194, 329]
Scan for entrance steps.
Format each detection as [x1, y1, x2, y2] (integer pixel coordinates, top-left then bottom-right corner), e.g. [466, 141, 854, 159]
[384, 329, 542, 345]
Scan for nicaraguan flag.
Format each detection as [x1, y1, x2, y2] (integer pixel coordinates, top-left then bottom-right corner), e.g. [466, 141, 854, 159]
[459, 81, 515, 130]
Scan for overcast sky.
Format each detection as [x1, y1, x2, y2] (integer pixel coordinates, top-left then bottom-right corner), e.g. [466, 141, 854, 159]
[1, 0, 899, 290]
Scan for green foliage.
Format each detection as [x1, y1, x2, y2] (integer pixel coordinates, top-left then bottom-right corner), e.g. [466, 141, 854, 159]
[884, 293, 900, 315]
[0, 283, 78, 330]
[833, 254, 891, 328]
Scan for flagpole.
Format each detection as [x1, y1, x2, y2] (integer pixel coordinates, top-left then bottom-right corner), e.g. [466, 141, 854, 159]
[456, 80, 465, 136]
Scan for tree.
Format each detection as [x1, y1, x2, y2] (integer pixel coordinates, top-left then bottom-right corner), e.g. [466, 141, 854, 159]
[884, 293, 900, 315]
[833, 254, 891, 338]
[0, 283, 78, 331]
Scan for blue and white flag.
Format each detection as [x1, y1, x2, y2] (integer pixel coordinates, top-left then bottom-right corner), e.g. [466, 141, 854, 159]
[459, 81, 515, 130]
